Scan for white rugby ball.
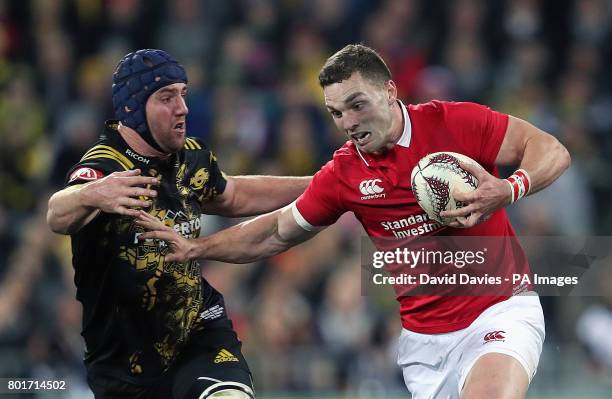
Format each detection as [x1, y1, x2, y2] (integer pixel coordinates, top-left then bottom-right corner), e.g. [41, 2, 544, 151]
[410, 152, 480, 225]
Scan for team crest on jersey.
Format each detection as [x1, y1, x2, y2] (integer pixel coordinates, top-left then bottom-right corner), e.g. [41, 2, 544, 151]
[69, 167, 104, 183]
[190, 168, 209, 190]
[359, 179, 386, 200]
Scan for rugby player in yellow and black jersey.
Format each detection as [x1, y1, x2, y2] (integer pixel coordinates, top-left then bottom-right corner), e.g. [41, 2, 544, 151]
[47, 49, 310, 399]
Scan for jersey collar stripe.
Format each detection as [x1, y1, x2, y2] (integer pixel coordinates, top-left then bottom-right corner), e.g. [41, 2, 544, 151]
[291, 202, 315, 231]
[356, 147, 370, 167]
[396, 100, 412, 148]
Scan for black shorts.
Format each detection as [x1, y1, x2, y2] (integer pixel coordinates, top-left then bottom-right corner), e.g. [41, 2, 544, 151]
[88, 325, 254, 399]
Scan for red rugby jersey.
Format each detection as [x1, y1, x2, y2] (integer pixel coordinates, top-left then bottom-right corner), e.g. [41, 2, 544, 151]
[294, 100, 530, 334]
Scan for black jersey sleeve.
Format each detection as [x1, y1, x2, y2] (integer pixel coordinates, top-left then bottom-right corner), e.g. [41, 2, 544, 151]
[65, 142, 135, 187]
[185, 137, 227, 198]
[204, 149, 227, 197]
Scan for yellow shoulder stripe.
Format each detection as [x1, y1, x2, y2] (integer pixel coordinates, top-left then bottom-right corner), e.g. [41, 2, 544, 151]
[82, 145, 119, 160]
[184, 138, 202, 150]
[81, 150, 133, 170]
[81, 154, 130, 170]
[82, 145, 134, 168]
[189, 138, 202, 149]
[81, 145, 134, 170]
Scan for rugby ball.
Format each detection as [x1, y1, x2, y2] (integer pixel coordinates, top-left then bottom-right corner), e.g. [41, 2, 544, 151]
[410, 152, 480, 225]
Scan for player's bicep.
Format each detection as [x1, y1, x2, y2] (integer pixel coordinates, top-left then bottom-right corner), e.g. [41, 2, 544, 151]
[200, 177, 235, 215]
[495, 116, 540, 166]
[442, 101, 508, 167]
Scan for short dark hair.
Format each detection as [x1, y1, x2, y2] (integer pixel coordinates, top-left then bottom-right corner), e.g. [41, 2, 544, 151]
[318, 44, 392, 87]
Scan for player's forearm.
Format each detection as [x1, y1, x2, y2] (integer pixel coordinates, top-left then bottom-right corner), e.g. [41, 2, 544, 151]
[47, 185, 99, 235]
[228, 175, 312, 216]
[518, 134, 571, 195]
[190, 210, 291, 263]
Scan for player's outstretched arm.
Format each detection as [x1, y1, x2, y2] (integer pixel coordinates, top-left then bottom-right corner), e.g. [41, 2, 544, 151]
[442, 115, 571, 227]
[136, 205, 320, 263]
[47, 169, 159, 235]
[202, 175, 312, 217]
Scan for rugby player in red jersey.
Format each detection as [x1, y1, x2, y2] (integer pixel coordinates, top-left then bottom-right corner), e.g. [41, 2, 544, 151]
[137, 45, 570, 399]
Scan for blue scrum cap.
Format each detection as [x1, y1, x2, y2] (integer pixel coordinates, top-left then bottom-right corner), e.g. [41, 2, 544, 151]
[111, 49, 187, 151]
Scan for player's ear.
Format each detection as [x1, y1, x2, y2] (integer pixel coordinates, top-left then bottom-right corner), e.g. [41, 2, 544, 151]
[386, 80, 397, 105]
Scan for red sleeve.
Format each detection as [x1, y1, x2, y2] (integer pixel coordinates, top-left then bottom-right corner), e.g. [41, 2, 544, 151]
[294, 160, 345, 228]
[441, 101, 509, 168]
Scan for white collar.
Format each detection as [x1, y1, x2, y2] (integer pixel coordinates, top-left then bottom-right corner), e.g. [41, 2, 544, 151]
[355, 100, 412, 167]
[396, 100, 412, 148]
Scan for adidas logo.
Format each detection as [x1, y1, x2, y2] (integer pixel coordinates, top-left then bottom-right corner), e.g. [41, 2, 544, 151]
[214, 348, 239, 364]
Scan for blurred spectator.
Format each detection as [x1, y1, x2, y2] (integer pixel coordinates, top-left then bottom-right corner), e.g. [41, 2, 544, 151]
[0, 66, 48, 214]
[576, 267, 612, 371]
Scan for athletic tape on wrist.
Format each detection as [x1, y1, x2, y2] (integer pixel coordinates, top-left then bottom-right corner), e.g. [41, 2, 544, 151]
[505, 169, 531, 203]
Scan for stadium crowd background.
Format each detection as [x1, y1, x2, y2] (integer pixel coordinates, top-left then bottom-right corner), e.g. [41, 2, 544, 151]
[1, 0, 611, 397]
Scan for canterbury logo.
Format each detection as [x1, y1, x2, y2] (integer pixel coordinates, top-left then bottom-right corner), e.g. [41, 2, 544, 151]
[483, 330, 506, 343]
[359, 179, 384, 195]
[214, 348, 239, 363]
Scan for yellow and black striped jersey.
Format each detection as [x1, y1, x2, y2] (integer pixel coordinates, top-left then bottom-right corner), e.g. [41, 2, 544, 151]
[65, 121, 231, 385]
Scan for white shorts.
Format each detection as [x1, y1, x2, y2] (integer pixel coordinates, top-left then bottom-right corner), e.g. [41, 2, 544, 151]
[397, 295, 545, 399]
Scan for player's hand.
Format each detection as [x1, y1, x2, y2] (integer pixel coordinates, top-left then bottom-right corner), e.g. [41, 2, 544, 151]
[135, 211, 194, 263]
[440, 161, 512, 228]
[80, 169, 159, 217]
